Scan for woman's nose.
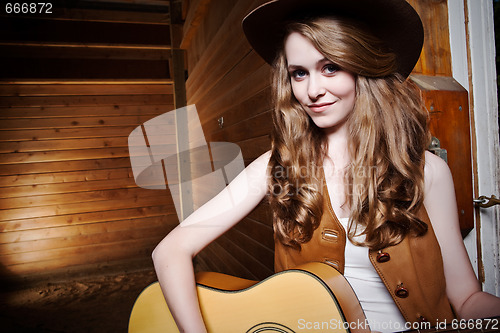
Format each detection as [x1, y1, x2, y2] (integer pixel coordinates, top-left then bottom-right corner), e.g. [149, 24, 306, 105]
[308, 74, 326, 100]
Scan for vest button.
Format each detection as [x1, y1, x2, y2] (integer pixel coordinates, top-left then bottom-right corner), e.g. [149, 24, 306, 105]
[395, 284, 409, 298]
[418, 315, 428, 323]
[376, 251, 391, 263]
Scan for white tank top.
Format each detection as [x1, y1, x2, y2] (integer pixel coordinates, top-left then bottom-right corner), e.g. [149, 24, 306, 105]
[338, 217, 408, 333]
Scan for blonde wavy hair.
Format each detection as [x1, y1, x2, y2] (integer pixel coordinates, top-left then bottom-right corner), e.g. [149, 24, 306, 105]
[269, 17, 431, 250]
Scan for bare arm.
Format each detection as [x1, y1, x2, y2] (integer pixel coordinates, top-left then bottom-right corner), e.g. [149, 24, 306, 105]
[423, 151, 500, 319]
[152, 151, 271, 332]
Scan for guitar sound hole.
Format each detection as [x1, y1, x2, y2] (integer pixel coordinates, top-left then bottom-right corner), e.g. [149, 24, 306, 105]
[246, 322, 296, 333]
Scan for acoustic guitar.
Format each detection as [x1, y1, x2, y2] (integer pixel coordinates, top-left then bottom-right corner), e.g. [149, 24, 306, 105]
[128, 262, 370, 333]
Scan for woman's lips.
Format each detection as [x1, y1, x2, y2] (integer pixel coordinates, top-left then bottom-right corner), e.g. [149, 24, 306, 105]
[308, 101, 335, 113]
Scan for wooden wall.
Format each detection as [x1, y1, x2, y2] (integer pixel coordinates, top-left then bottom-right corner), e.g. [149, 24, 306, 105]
[0, 1, 179, 285]
[182, 0, 275, 280]
[0, 0, 472, 286]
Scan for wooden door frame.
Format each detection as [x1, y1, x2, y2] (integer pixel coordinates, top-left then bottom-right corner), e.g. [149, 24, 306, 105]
[448, 0, 500, 296]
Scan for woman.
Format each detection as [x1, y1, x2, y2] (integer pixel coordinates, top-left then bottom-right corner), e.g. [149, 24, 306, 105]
[152, 0, 500, 332]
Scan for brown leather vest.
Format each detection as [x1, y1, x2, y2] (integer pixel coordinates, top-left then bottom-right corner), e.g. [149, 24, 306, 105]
[274, 184, 456, 325]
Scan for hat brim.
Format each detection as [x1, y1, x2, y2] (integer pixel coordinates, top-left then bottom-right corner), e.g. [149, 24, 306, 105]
[242, 0, 423, 78]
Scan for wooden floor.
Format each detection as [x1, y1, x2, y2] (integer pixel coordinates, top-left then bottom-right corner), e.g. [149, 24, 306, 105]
[0, 268, 157, 332]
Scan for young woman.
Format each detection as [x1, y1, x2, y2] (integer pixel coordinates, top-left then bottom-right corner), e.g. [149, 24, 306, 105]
[152, 0, 500, 332]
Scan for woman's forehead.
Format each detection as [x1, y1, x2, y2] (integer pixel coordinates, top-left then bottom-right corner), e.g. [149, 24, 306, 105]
[285, 33, 324, 65]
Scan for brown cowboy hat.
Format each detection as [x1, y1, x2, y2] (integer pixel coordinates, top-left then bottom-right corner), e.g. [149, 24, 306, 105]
[242, 0, 424, 78]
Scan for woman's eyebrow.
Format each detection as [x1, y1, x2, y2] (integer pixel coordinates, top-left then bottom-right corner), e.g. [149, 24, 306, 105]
[317, 57, 331, 65]
[287, 64, 302, 71]
[287, 57, 331, 70]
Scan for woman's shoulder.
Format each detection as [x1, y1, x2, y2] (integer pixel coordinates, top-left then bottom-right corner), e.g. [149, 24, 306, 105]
[423, 150, 454, 192]
[423, 150, 458, 227]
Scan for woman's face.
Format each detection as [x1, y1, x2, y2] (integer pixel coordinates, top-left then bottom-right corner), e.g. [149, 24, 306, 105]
[285, 32, 356, 131]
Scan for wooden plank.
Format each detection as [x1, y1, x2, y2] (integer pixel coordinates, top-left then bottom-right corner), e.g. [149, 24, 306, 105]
[3, 249, 154, 277]
[0, 79, 173, 84]
[0, 186, 170, 210]
[187, 36, 251, 104]
[0, 3, 170, 24]
[0, 109, 170, 125]
[0, 115, 161, 129]
[170, 0, 184, 48]
[1, 17, 171, 46]
[237, 135, 271, 161]
[0, 135, 175, 153]
[234, 216, 274, 251]
[0, 94, 173, 107]
[407, 0, 452, 76]
[0, 158, 132, 176]
[0, 127, 142, 142]
[0, 222, 174, 255]
[194, 252, 212, 272]
[424, 93, 473, 232]
[0, 167, 131, 187]
[78, 0, 170, 7]
[0, 58, 171, 80]
[0, 215, 174, 245]
[185, 0, 265, 78]
[195, 245, 221, 274]
[0, 147, 131, 164]
[2, 237, 163, 275]
[194, 57, 270, 120]
[411, 75, 473, 233]
[0, 193, 172, 222]
[0, 147, 177, 167]
[169, 0, 187, 109]
[201, 239, 256, 279]
[0, 205, 176, 232]
[210, 87, 272, 129]
[207, 110, 272, 144]
[247, 202, 272, 225]
[215, 230, 272, 279]
[206, 240, 246, 277]
[0, 105, 172, 119]
[0, 177, 140, 199]
[170, 49, 187, 108]
[23, 8, 169, 24]
[0, 44, 171, 61]
[180, 0, 213, 49]
[185, 1, 254, 101]
[0, 83, 173, 96]
[0, 137, 133, 153]
[226, 224, 274, 269]
[186, 0, 255, 72]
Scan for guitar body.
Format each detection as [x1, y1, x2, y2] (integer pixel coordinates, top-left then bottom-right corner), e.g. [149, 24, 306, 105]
[128, 262, 369, 333]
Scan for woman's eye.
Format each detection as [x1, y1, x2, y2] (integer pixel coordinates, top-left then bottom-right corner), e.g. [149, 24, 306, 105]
[291, 69, 307, 79]
[323, 64, 338, 74]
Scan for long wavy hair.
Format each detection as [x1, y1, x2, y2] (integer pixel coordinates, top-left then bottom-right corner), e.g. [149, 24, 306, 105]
[269, 17, 431, 250]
